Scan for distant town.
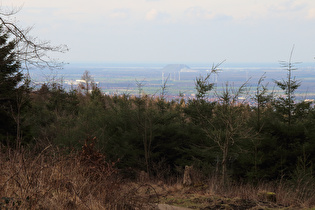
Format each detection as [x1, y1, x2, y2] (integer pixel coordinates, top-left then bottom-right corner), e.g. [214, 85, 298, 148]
[28, 62, 315, 105]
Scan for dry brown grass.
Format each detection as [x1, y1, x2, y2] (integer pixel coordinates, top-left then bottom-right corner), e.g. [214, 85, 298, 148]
[142, 174, 315, 209]
[1, 140, 314, 209]
[197, 176, 315, 209]
[0, 139, 155, 209]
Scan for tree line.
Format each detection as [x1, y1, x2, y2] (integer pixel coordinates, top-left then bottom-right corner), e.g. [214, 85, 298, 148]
[1, 23, 315, 185]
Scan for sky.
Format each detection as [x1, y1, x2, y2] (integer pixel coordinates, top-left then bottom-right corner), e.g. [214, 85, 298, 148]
[2, 0, 315, 64]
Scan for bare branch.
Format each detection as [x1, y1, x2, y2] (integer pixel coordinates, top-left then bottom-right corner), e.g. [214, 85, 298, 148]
[0, 7, 69, 70]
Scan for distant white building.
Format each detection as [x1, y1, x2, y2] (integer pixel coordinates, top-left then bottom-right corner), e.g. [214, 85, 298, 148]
[75, 79, 86, 84]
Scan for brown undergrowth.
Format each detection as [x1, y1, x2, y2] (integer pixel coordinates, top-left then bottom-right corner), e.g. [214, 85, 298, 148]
[1, 139, 314, 209]
[0, 138, 155, 209]
[139, 178, 315, 209]
[143, 174, 315, 209]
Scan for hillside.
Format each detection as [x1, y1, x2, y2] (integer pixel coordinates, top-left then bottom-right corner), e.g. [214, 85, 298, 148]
[162, 64, 191, 72]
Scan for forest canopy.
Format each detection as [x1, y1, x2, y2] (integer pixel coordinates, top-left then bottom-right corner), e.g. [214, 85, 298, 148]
[0, 7, 315, 209]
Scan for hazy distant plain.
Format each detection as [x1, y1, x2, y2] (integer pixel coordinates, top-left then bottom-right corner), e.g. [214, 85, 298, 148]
[29, 62, 315, 101]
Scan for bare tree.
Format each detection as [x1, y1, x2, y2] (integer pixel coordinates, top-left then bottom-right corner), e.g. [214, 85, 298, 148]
[195, 69, 252, 185]
[0, 6, 68, 147]
[206, 82, 252, 185]
[0, 7, 68, 70]
[80, 70, 95, 95]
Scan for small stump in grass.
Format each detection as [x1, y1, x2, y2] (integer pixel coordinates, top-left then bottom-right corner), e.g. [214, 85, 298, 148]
[258, 191, 276, 202]
[183, 165, 193, 186]
[139, 170, 149, 183]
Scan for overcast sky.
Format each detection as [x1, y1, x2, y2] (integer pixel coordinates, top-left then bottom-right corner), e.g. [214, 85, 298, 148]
[2, 0, 315, 64]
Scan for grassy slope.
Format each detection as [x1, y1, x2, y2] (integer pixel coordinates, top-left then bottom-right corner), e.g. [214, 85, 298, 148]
[1, 145, 314, 209]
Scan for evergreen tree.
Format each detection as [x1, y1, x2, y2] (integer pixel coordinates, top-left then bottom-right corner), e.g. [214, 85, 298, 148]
[274, 46, 301, 126]
[0, 25, 24, 145]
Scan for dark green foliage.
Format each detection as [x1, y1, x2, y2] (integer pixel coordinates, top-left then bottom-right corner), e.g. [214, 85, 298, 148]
[195, 74, 214, 99]
[194, 61, 223, 100]
[0, 24, 31, 146]
[20, 65, 314, 185]
[1, 49, 314, 185]
[251, 73, 273, 131]
[273, 47, 301, 126]
[29, 83, 79, 148]
[184, 99, 215, 127]
[17, 77, 315, 183]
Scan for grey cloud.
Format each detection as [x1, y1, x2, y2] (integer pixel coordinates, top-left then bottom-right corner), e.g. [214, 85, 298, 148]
[185, 7, 212, 19]
[270, 0, 307, 13]
[110, 8, 131, 19]
[185, 7, 233, 21]
[212, 14, 233, 21]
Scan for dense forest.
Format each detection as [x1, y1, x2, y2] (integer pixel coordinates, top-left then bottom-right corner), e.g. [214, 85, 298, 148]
[1, 22, 315, 208]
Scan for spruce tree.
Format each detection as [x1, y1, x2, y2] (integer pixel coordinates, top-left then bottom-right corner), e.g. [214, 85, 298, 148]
[274, 46, 301, 126]
[0, 25, 23, 144]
